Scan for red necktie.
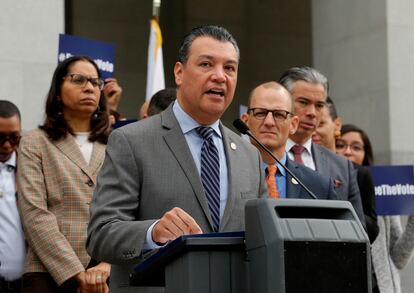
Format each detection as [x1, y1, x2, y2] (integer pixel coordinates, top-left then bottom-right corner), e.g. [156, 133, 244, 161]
[266, 164, 280, 198]
[291, 145, 305, 165]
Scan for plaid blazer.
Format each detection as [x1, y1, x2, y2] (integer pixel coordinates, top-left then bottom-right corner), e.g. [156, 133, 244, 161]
[17, 128, 105, 286]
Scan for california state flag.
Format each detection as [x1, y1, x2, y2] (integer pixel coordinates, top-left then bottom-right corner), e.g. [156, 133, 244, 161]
[145, 18, 165, 101]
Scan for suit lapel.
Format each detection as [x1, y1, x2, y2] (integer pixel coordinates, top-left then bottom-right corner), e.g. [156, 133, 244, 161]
[312, 143, 327, 175]
[285, 159, 304, 199]
[54, 135, 100, 183]
[161, 106, 214, 229]
[88, 142, 105, 183]
[219, 126, 238, 230]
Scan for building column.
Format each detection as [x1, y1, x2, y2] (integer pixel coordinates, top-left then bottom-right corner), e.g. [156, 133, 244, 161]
[311, 0, 405, 164]
[0, 0, 64, 131]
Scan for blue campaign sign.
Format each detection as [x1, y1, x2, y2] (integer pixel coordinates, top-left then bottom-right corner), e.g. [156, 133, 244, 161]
[58, 34, 115, 79]
[371, 165, 414, 215]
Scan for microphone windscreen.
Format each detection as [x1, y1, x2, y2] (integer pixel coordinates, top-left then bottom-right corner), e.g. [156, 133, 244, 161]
[233, 119, 250, 135]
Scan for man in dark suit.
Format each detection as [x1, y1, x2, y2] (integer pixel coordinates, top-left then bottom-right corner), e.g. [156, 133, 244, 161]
[87, 26, 267, 293]
[278, 66, 366, 226]
[241, 82, 336, 200]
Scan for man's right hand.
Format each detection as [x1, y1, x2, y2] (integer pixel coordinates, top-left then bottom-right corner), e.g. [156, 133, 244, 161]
[152, 207, 203, 244]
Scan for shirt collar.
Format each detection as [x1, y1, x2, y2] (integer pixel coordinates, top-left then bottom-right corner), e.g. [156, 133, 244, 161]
[286, 138, 313, 155]
[172, 100, 222, 138]
[264, 152, 287, 177]
[0, 151, 16, 170]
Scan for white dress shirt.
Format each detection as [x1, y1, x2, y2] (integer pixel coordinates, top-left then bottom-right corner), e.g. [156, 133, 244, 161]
[286, 138, 316, 170]
[0, 152, 26, 281]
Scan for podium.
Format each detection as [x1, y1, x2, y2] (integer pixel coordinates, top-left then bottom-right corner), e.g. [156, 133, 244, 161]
[246, 199, 371, 293]
[131, 232, 247, 293]
[131, 199, 371, 293]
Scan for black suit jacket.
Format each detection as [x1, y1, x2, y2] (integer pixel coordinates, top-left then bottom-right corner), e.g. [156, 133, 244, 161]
[354, 163, 379, 243]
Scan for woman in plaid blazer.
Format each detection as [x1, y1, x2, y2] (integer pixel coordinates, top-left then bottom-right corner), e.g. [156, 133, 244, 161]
[17, 56, 111, 293]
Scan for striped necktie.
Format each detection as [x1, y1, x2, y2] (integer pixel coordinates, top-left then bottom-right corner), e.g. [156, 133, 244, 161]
[196, 126, 220, 232]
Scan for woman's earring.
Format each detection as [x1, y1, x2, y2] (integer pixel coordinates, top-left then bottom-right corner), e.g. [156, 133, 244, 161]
[335, 130, 341, 139]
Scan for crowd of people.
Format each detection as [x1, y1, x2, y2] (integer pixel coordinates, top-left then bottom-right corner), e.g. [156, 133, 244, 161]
[1, 25, 414, 293]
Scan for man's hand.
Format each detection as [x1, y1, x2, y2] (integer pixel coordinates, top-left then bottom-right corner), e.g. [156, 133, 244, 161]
[152, 207, 203, 244]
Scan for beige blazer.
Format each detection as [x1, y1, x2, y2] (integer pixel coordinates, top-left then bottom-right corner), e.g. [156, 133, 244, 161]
[17, 128, 105, 286]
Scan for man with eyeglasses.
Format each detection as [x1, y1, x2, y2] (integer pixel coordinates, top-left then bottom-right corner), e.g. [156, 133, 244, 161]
[279, 66, 366, 227]
[241, 82, 336, 200]
[0, 100, 25, 293]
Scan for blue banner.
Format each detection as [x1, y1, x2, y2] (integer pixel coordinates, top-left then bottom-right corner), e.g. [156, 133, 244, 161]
[371, 165, 414, 215]
[58, 34, 115, 79]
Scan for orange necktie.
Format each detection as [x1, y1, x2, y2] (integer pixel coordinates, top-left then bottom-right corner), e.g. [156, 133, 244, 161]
[266, 164, 280, 198]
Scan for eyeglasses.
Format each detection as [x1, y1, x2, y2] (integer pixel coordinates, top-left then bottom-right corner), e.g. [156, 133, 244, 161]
[0, 132, 21, 146]
[64, 74, 104, 90]
[336, 140, 364, 152]
[248, 108, 293, 122]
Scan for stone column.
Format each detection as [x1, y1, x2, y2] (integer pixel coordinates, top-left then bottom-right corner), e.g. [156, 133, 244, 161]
[0, 0, 64, 131]
[311, 0, 393, 164]
[312, 1, 414, 291]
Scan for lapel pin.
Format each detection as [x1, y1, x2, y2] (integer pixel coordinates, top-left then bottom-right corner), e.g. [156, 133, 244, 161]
[230, 142, 237, 150]
[291, 178, 299, 185]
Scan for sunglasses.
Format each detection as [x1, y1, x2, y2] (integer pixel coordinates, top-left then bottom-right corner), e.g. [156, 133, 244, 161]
[0, 132, 21, 146]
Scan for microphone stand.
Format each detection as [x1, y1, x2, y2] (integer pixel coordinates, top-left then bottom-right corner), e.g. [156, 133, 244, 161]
[233, 119, 318, 200]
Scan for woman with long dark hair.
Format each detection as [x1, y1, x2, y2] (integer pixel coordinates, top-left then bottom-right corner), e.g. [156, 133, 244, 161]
[17, 56, 111, 293]
[338, 124, 414, 293]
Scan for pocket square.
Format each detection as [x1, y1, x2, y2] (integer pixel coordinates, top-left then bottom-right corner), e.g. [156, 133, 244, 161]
[334, 179, 343, 188]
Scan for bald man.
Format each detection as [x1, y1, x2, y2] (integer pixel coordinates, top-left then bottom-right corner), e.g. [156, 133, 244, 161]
[241, 82, 336, 200]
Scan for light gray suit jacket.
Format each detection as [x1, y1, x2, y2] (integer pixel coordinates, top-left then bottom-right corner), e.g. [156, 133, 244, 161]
[86, 105, 267, 292]
[312, 143, 366, 227]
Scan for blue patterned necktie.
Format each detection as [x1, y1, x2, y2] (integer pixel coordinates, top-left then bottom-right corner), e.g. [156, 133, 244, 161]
[196, 126, 220, 232]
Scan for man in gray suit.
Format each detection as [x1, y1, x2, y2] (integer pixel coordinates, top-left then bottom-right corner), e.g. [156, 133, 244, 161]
[87, 25, 267, 292]
[241, 81, 337, 200]
[278, 66, 366, 226]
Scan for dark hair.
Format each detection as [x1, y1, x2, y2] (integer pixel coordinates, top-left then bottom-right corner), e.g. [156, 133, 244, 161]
[39, 56, 110, 144]
[341, 124, 374, 166]
[0, 100, 21, 120]
[148, 88, 176, 116]
[178, 25, 240, 64]
[326, 96, 338, 120]
[279, 66, 329, 97]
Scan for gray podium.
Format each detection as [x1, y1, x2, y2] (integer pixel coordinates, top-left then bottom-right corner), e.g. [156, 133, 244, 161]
[131, 199, 371, 293]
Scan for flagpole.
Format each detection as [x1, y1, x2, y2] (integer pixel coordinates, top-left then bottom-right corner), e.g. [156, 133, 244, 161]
[145, 0, 165, 101]
[152, 0, 161, 19]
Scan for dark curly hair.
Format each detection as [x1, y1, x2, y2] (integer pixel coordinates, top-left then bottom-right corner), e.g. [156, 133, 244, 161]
[39, 55, 110, 144]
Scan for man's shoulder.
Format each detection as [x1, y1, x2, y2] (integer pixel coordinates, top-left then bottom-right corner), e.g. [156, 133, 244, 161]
[313, 143, 351, 168]
[288, 158, 330, 183]
[113, 114, 164, 139]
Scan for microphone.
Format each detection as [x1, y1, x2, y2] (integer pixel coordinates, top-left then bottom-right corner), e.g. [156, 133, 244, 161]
[233, 118, 318, 200]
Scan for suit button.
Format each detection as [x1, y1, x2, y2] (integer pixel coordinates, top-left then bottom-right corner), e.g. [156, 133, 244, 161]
[86, 180, 94, 187]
